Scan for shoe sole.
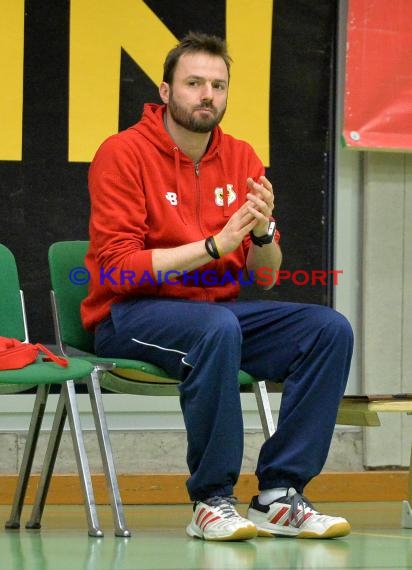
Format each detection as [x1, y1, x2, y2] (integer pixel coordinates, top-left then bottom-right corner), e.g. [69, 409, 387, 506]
[255, 521, 351, 539]
[186, 523, 257, 541]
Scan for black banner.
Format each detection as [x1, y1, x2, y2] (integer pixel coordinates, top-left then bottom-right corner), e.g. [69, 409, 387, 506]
[1, 1, 337, 341]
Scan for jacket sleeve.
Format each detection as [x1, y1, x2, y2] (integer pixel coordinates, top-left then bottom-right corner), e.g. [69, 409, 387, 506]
[87, 135, 156, 294]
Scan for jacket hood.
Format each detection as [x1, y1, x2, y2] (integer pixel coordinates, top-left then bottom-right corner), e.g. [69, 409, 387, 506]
[130, 103, 223, 161]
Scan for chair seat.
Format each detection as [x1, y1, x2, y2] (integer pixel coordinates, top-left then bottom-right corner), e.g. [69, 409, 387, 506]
[0, 357, 94, 385]
[81, 356, 178, 383]
[101, 368, 265, 398]
[80, 355, 262, 386]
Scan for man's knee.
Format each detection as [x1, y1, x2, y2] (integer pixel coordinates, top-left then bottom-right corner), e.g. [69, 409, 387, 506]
[206, 306, 242, 342]
[332, 310, 353, 341]
[319, 306, 353, 348]
[305, 305, 353, 342]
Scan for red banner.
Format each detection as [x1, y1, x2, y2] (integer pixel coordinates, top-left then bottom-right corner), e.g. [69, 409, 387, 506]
[343, 0, 412, 151]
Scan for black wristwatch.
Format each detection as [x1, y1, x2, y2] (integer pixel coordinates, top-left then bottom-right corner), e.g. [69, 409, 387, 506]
[250, 220, 276, 247]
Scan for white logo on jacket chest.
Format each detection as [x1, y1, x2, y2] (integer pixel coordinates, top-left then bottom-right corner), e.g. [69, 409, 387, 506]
[165, 192, 178, 205]
[214, 185, 237, 206]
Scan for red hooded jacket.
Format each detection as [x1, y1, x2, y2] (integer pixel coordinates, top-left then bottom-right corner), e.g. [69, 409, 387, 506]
[81, 103, 267, 331]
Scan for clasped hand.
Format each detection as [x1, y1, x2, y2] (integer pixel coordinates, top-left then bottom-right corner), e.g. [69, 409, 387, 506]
[245, 176, 274, 236]
[215, 176, 275, 254]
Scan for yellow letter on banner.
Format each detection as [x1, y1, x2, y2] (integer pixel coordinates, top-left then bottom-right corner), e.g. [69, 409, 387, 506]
[69, 0, 177, 162]
[223, 0, 274, 166]
[69, 0, 273, 164]
[0, 0, 24, 161]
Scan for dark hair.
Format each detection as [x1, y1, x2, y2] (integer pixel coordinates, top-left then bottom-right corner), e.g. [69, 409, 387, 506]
[163, 31, 232, 84]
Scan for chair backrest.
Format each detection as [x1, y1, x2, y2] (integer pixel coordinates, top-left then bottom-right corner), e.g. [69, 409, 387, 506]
[0, 244, 27, 340]
[48, 241, 95, 353]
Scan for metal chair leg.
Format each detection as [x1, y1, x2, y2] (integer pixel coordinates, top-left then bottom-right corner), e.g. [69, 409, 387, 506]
[64, 380, 104, 537]
[25, 385, 68, 530]
[5, 384, 50, 529]
[401, 446, 412, 528]
[87, 370, 131, 537]
[402, 501, 412, 528]
[252, 381, 275, 440]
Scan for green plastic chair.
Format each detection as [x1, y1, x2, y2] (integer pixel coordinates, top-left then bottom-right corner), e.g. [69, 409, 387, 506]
[48, 241, 275, 532]
[0, 244, 102, 536]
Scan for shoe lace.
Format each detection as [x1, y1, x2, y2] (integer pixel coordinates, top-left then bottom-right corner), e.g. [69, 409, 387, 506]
[203, 496, 239, 519]
[286, 490, 316, 524]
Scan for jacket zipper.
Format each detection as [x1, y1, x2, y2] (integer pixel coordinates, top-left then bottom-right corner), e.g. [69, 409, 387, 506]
[194, 160, 212, 300]
[194, 161, 203, 232]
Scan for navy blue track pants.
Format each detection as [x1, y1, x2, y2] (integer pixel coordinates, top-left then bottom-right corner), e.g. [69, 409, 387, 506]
[95, 298, 353, 501]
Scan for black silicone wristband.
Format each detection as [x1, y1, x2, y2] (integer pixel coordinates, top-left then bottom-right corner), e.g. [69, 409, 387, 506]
[205, 236, 220, 259]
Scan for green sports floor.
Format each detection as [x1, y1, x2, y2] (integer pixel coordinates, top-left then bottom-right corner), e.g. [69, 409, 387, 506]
[0, 502, 411, 569]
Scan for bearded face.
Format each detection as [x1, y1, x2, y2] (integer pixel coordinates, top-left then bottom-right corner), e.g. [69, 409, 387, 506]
[168, 85, 227, 133]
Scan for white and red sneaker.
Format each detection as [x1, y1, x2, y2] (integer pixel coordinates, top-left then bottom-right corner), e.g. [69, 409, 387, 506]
[186, 496, 257, 541]
[247, 488, 351, 539]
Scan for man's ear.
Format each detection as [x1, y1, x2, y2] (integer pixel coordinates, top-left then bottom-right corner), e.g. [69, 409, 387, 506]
[159, 82, 170, 104]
